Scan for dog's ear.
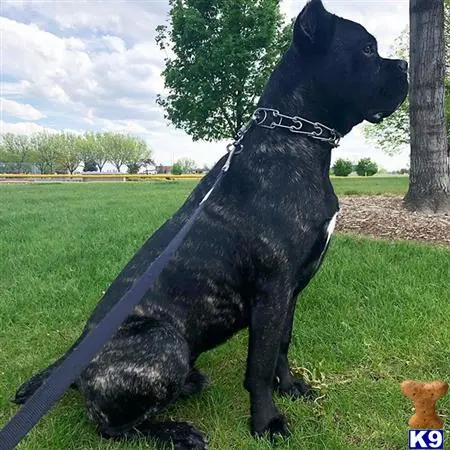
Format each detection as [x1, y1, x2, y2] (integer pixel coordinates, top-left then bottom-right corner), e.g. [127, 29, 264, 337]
[293, 0, 335, 53]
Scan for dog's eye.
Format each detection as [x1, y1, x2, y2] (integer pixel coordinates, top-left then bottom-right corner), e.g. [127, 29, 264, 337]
[362, 44, 376, 56]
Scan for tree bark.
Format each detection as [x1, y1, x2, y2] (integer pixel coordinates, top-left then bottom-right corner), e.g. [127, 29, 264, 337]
[405, 0, 450, 213]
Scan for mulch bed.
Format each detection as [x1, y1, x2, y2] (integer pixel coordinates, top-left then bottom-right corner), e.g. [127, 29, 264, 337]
[336, 195, 450, 246]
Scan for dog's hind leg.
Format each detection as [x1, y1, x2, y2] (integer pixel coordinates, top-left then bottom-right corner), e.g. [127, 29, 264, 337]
[79, 321, 207, 449]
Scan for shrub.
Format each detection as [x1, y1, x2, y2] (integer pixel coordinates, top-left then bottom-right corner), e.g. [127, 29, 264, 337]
[127, 162, 140, 174]
[355, 158, 378, 177]
[171, 162, 183, 175]
[83, 158, 98, 172]
[332, 158, 353, 176]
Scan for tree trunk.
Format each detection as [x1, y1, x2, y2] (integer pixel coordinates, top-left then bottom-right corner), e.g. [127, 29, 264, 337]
[37, 162, 46, 174]
[405, 0, 450, 213]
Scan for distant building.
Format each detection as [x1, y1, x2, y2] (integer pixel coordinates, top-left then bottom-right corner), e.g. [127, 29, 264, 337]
[138, 159, 157, 174]
[156, 164, 172, 174]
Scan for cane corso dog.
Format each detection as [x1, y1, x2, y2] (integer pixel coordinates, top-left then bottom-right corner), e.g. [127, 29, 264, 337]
[14, 1, 408, 448]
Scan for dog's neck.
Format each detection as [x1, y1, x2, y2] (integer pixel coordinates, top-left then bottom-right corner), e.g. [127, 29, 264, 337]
[257, 46, 364, 136]
[248, 129, 333, 177]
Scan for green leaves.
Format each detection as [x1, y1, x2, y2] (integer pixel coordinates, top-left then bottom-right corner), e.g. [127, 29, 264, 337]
[53, 132, 83, 174]
[0, 134, 34, 172]
[171, 162, 183, 175]
[101, 133, 125, 172]
[31, 132, 61, 174]
[332, 158, 353, 177]
[174, 157, 197, 174]
[123, 136, 152, 173]
[355, 158, 378, 177]
[156, 0, 290, 141]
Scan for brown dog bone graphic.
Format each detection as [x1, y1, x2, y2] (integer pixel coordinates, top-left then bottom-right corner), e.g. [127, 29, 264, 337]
[401, 380, 448, 429]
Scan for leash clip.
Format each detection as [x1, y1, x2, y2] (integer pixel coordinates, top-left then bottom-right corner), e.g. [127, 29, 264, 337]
[223, 143, 237, 172]
[222, 119, 254, 172]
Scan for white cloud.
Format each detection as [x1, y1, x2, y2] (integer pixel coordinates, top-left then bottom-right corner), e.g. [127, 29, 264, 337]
[96, 118, 162, 136]
[102, 35, 126, 53]
[0, 98, 46, 120]
[1, 17, 92, 106]
[116, 97, 161, 114]
[0, 120, 84, 136]
[1, 80, 32, 97]
[1, 18, 89, 81]
[0, 120, 57, 135]
[1, 16, 164, 113]
[2, 0, 168, 42]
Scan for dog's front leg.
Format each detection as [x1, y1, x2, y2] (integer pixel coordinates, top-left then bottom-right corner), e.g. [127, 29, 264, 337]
[275, 297, 314, 400]
[244, 284, 291, 440]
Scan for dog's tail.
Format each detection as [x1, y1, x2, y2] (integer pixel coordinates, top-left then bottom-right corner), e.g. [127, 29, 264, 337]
[12, 332, 87, 404]
[13, 361, 65, 404]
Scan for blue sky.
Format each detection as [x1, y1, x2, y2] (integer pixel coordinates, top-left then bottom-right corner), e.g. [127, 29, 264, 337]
[1, 0, 410, 170]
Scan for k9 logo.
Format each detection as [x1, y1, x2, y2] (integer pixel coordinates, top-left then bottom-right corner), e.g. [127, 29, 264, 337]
[408, 430, 444, 449]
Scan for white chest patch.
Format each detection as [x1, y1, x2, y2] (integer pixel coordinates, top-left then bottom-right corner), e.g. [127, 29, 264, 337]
[313, 213, 337, 273]
[315, 212, 338, 267]
[325, 213, 338, 247]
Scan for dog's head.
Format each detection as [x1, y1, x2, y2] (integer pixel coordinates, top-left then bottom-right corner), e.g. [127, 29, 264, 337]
[290, 0, 408, 130]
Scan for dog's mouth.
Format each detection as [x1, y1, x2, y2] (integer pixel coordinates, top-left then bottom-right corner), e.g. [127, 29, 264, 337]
[365, 110, 390, 124]
[366, 90, 408, 124]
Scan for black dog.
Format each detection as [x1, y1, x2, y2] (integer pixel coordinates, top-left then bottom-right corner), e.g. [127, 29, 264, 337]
[14, 1, 408, 448]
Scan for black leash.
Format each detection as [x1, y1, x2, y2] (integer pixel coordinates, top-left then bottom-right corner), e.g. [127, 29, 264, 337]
[0, 157, 231, 450]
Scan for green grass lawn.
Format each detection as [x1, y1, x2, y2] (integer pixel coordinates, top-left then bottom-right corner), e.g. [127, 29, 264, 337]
[331, 175, 408, 196]
[1, 179, 449, 450]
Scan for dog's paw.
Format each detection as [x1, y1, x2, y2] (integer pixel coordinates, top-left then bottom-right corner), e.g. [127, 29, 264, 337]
[252, 414, 291, 443]
[172, 424, 208, 450]
[276, 376, 317, 401]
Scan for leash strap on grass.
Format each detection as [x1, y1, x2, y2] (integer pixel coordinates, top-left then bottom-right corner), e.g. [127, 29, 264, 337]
[0, 170, 226, 450]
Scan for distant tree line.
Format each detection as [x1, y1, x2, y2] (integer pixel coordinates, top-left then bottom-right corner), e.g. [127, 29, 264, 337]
[0, 132, 153, 174]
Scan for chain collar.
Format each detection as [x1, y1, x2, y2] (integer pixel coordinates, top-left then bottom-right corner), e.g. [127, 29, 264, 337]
[223, 107, 341, 171]
[253, 107, 341, 148]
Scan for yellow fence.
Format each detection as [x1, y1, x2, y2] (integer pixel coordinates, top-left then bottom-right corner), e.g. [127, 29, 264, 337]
[0, 173, 204, 181]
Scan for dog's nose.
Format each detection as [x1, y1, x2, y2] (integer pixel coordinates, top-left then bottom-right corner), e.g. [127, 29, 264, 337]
[397, 60, 408, 73]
